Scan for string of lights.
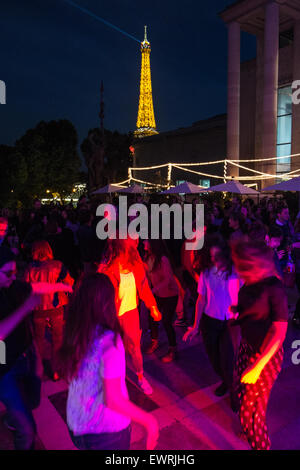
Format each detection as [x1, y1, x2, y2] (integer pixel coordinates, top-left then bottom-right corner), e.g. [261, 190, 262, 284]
[115, 178, 131, 186]
[171, 164, 225, 179]
[127, 176, 168, 188]
[173, 164, 269, 181]
[172, 164, 279, 181]
[228, 161, 280, 178]
[228, 161, 300, 179]
[229, 152, 300, 163]
[128, 151, 300, 174]
[118, 152, 300, 189]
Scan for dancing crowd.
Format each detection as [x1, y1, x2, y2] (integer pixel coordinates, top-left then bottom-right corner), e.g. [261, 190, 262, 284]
[0, 193, 300, 451]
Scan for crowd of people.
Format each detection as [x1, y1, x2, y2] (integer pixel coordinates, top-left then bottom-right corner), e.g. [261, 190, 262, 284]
[0, 192, 299, 451]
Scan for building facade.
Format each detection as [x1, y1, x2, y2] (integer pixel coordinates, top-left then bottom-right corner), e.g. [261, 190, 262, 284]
[133, 0, 300, 190]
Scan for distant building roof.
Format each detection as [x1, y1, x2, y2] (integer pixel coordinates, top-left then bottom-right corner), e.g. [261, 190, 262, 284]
[134, 114, 227, 143]
[219, 0, 245, 16]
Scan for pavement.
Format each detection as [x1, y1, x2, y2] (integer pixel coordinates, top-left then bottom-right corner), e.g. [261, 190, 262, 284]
[0, 286, 299, 451]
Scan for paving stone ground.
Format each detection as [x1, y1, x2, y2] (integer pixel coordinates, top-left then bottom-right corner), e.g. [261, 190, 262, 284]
[0, 286, 299, 450]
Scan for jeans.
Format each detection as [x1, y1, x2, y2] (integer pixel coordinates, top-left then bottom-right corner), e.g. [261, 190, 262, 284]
[0, 347, 41, 449]
[33, 306, 64, 372]
[294, 274, 300, 319]
[69, 425, 131, 450]
[200, 313, 240, 389]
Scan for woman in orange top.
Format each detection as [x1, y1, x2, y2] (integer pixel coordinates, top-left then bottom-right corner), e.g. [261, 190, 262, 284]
[98, 238, 161, 395]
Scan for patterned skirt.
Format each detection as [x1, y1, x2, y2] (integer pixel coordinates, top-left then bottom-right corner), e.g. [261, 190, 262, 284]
[235, 341, 283, 450]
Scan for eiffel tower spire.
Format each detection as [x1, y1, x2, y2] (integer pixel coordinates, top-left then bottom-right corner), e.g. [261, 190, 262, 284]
[134, 26, 158, 138]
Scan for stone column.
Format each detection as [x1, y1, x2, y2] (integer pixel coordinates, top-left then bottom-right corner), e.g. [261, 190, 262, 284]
[262, 1, 279, 187]
[291, 20, 300, 175]
[255, 34, 264, 171]
[227, 21, 240, 178]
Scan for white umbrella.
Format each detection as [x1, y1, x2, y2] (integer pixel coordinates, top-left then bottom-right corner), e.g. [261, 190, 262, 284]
[91, 184, 125, 194]
[262, 175, 300, 192]
[160, 181, 207, 194]
[118, 184, 145, 194]
[207, 180, 259, 194]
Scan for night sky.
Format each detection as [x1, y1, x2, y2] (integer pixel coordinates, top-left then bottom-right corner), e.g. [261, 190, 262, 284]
[0, 0, 257, 151]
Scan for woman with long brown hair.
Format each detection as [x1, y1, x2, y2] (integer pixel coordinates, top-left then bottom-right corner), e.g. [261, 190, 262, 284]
[58, 273, 159, 450]
[231, 240, 288, 450]
[143, 239, 180, 362]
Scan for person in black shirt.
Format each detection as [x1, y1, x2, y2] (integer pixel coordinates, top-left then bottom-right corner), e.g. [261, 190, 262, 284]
[270, 204, 295, 271]
[0, 246, 73, 449]
[231, 240, 288, 451]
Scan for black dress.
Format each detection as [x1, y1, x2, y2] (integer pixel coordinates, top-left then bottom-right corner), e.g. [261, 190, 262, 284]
[235, 276, 289, 353]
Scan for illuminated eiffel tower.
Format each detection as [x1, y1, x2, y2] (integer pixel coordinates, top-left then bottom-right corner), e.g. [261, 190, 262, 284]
[134, 26, 158, 138]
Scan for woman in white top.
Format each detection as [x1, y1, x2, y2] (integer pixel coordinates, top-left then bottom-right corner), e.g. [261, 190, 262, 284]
[184, 235, 242, 406]
[58, 273, 159, 450]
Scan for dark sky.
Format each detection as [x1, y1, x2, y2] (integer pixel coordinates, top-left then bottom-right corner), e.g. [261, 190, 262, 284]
[0, 0, 257, 150]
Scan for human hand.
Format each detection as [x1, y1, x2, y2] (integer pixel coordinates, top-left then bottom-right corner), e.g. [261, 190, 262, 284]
[229, 305, 239, 320]
[277, 250, 285, 260]
[183, 326, 198, 342]
[145, 415, 159, 450]
[241, 363, 262, 384]
[150, 306, 162, 322]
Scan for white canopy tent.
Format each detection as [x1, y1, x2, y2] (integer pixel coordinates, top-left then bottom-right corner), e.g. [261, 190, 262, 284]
[160, 181, 207, 194]
[207, 180, 259, 195]
[91, 184, 125, 194]
[118, 184, 145, 194]
[262, 176, 300, 192]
